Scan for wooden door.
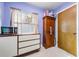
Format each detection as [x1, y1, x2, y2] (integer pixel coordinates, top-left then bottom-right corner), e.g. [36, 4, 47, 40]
[43, 16, 55, 48]
[58, 5, 77, 56]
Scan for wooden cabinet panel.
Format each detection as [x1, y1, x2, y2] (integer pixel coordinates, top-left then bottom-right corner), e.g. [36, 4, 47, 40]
[43, 16, 55, 48]
[58, 5, 77, 56]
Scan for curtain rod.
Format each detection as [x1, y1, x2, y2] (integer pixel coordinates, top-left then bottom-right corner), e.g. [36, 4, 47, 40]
[10, 7, 21, 11]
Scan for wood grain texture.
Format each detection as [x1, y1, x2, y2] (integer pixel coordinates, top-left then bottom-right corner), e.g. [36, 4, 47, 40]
[43, 16, 55, 48]
[58, 5, 77, 56]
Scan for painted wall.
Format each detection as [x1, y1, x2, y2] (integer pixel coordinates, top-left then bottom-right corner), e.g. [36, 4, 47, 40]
[2, 2, 44, 44]
[0, 3, 4, 33]
[53, 2, 74, 14]
[0, 3, 2, 26]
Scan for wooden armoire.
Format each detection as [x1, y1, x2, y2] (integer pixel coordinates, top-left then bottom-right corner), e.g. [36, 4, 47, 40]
[43, 16, 55, 48]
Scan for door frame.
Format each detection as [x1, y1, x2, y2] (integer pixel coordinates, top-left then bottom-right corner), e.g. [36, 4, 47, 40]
[55, 3, 78, 56]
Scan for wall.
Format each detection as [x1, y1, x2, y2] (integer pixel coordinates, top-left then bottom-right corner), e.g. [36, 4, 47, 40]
[0, 3, 4, 33]
[53, 2, 74, 14]
[2, 2, 44, 44]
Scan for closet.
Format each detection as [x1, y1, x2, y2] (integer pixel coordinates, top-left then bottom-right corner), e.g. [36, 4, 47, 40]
[43, 16, 55, 48]
[58, 5, 77, 56]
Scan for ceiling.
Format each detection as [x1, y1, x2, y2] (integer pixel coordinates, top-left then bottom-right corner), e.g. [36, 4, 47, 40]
[26, 2, 65, 10]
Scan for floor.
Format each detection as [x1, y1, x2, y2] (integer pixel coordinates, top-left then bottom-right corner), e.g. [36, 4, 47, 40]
[28, 47, 74, 57]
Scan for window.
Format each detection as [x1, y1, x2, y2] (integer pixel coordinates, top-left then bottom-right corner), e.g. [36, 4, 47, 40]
[10, 7, 38, 34]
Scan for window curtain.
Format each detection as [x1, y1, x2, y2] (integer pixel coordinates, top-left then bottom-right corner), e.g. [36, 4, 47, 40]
[10, 8, 38, 34]
[10, 8, 21, 27]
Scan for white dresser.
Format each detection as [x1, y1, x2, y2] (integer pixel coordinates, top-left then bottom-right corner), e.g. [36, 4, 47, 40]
[0, 34, 41, 57]
[18, 34, 41, 55]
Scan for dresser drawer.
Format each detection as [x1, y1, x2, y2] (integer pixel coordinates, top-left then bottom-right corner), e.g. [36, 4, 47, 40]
[19, 44, 40, 55]
[19, 39, 40, 48]
[19, 35, 40, 41]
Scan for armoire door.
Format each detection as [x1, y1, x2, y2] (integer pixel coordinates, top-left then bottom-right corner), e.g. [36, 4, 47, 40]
[43, 16, 55, 48]
[58, 5, 77, 56]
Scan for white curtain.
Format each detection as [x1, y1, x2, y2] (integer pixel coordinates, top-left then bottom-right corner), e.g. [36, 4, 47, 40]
[11, 8, 38, 34]
[11, 8, 21, 27]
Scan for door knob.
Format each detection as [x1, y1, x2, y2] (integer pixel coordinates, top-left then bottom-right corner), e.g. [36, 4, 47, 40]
[73, 33, 76, 35]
